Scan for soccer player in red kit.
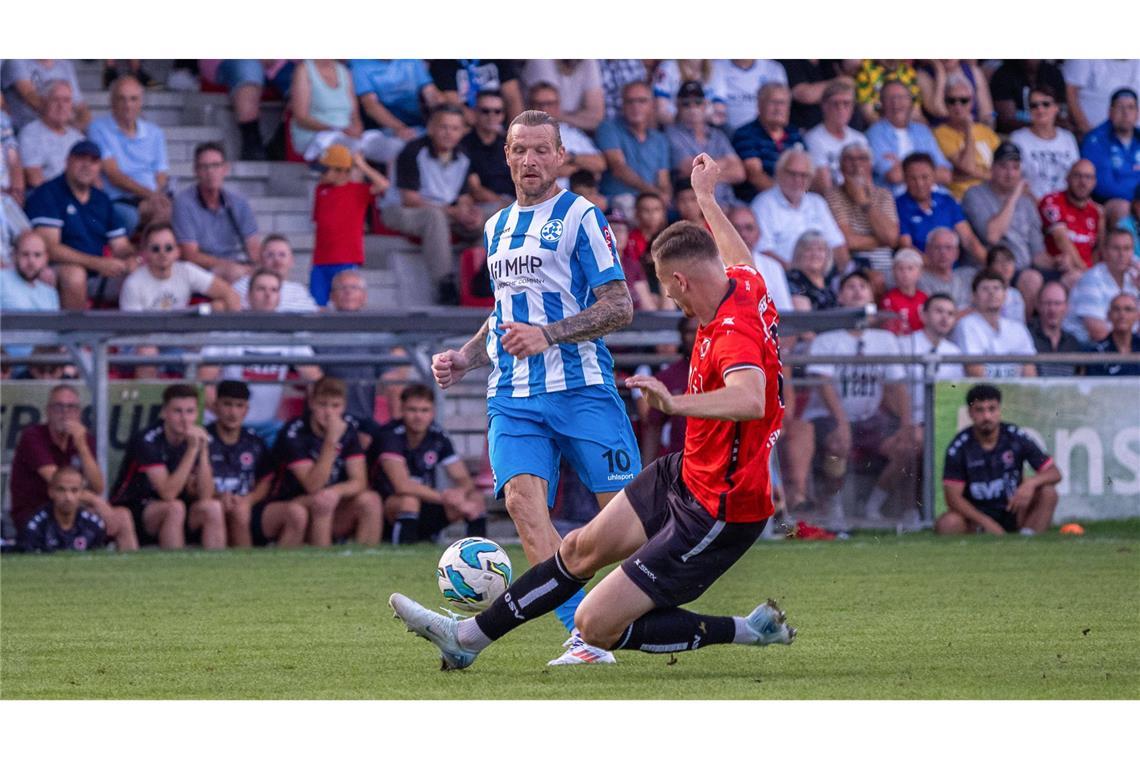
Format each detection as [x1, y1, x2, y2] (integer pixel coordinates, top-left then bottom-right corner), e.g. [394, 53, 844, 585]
[390, 153, 796, 670]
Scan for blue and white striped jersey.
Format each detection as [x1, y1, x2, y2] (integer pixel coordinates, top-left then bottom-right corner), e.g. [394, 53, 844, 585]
[482, 190, 626, 398]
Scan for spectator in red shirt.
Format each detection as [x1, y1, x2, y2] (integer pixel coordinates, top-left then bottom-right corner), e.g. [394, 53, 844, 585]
[1038, 158, 1104, 286]
[879, 248, 927, 335]
[624, 192, 668, 306]
[309, 144, 389, 306]
[9, 384, 138, 550]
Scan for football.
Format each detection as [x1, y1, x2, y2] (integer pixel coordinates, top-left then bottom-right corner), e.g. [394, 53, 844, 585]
[437, 537, 513, 612]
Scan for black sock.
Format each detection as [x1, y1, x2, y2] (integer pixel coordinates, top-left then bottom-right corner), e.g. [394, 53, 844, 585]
[239, 119, 261, 144]
[465, 516, 487, 537]
[614, 608, 736, 653]
[475, 551, 589, 642]
[392, 514, 419, 545]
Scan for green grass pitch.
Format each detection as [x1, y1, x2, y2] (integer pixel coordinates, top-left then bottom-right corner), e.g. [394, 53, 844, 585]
[3, 523, 1138, 700]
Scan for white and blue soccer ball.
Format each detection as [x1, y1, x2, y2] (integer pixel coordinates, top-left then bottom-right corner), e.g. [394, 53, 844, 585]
[437, 537, 512, 612]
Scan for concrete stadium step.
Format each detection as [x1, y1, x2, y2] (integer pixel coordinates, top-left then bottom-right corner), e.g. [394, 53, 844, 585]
[165, 126, 228, 162]
[87, 104, 186, 128]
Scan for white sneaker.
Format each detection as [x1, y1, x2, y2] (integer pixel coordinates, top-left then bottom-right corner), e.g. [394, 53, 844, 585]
[547, 633, 617, 666]
[389, 592, 478, 671]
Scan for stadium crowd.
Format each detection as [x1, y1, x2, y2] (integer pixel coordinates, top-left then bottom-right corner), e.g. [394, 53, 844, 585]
[2, 58, 1139, 547]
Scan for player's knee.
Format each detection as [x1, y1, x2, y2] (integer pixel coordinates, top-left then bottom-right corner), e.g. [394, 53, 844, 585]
[308, 491, 338, 518]
[558, 529, 597, 577]
[358, 490, 382, 516]
[194, 499, 225, 525]
[229, 505, 251, 531]
[574, 608, 619, 650]
[286, 502, 309, 532]
[163, 500, 187, 524]
[935, 512, 966, 535]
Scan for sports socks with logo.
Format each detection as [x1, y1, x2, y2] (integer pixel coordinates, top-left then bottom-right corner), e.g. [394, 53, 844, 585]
[614, 608, 737, 653]
[458, 550, 589, 651]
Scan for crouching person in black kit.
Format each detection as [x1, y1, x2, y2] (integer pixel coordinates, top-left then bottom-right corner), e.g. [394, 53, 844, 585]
[937, 384, 1061, 536]
[20, 467, 107, 553]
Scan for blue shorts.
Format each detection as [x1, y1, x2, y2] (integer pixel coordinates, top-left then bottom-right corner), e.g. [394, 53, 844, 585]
[309, 263, 359, 306]
[488, 384, 640, 507]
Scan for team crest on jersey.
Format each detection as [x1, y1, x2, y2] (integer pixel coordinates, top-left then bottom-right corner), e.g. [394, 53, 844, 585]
[1002, 450, 1015, 466]
[240, 452, 255, 468]
[603, 226, 617, 256]
[540, 219, 564, 243]
[74, 536, 87, 550]
[699, 338, 711, 358]
[424, 451, 438, 467]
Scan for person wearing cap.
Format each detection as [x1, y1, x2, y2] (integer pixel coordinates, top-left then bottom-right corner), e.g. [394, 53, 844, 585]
[665, 81, 744, 207]
[205, 380, 273, 547]
[803, 80, 870, 192]
[825, 141, 899, 278]
[731, 82, 803, 203]
[17, 79, 84, 190]
[24, 139, 136, 310]
[961, 141, 1046, 318]
[86, 74, 170, 234]
[1080, 87, 1140, 222]
[309, 142, 389, 306]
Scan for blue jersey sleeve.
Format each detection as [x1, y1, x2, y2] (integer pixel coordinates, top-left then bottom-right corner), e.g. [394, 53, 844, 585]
[573, 206, 625, 290]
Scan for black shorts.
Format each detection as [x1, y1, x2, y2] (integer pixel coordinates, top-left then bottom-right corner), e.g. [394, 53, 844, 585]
[381, 501, 450, 543]
[977, 504, 1019, 534]
[251, 501, 272, 547]
[129, 495, 200, 546]
[620, 453, 766, 608]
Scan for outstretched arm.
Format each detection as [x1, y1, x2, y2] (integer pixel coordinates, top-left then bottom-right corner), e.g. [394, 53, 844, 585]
[500, 280, 633, 358]
[690, 153, 753, 268]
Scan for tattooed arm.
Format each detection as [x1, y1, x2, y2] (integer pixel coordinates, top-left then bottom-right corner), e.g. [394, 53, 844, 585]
[432, 316, 492, 390]
[500, 280, 634, 358]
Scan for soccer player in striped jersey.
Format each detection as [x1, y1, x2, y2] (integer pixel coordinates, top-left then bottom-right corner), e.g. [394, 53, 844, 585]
[430, 109, 641, 665]
[393, 154, 796, 670]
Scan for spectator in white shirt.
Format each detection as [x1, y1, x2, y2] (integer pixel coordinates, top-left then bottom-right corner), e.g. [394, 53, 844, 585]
[804, 80, 870, 192]
[900, 293, 964, 427]
[231, 234, 318, 313]
[953, 269, 1037, 378]
[1064, 228, 1140, 343]
[725, 204, 793, 313]
[751, 148, 847, 270]
[17, 80, 83, 190]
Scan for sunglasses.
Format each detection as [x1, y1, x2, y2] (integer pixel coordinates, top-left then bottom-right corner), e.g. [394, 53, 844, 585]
[149, 243, 176, 253]
[945, 97, 971, 106]
[1029, 100, 1054, 109]
[479, 107, 503, 115]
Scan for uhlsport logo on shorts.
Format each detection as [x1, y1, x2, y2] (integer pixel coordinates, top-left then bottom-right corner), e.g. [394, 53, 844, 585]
[540, 219, 564, 243]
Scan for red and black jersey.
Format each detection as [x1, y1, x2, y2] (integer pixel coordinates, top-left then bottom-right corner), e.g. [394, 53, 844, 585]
[267, 413, 365, 502]
[682, 265, 784, 523]
[206, 422, 269, 497]
[110, 424, 190, 507]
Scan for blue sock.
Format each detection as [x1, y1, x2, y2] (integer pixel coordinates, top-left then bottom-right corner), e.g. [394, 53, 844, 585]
[554, 588, 586, 632]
